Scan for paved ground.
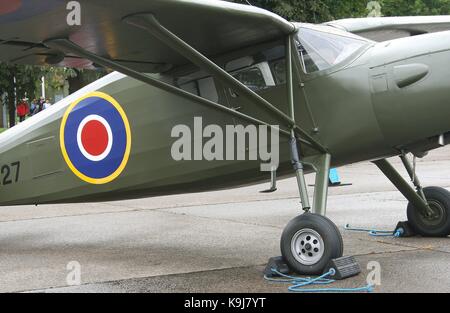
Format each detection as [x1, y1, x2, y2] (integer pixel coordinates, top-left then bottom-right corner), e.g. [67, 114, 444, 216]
[0, 147, 449, 293]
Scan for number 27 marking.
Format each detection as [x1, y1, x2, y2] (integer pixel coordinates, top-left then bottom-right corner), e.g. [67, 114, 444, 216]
[1, 162, 20, 185]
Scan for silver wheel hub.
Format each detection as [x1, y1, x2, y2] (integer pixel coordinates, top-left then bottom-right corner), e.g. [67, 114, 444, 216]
[291, 228, 324, 266]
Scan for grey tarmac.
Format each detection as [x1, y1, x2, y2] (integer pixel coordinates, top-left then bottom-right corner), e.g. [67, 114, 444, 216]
[1, 147, 449, 293]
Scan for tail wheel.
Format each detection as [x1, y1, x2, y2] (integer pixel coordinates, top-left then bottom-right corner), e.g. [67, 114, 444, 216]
[280, 213, 343, 275]
[407, 187, 450, 237]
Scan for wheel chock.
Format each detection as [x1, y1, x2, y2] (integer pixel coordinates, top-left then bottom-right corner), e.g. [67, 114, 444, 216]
[324, 256, 361, 280]
[395, 221, 416, 237]
[263, 256, 290, 277]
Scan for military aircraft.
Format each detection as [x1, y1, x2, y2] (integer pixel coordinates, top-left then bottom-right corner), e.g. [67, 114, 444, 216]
[1, 0, 450, 275]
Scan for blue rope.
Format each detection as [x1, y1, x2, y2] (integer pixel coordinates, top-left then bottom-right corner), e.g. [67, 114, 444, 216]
[289, 285, 375, 293]
[264, 268, 373, 293]
[345, 224, 404, 237]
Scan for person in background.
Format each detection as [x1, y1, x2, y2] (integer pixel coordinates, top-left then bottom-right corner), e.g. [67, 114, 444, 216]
[38, 97, 45, 113]
[43, 99, 52, 110]
[30, 99, 37, 116]
[16, 98, 29, 123]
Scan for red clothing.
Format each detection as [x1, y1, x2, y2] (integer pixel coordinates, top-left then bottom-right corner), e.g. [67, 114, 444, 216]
[17, 102, 29, 117]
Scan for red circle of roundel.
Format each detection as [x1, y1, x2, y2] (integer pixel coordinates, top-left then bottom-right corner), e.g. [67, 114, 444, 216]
[81, 120, 109, 157]
[0, 1, 21, 15]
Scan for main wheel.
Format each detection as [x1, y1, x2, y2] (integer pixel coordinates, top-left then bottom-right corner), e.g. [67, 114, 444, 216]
[407, 186, 450, 237]
[280, 213, 343, 275]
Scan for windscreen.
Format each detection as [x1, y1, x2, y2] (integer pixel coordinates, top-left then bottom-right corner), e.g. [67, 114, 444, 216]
[297, 27, 368, 73]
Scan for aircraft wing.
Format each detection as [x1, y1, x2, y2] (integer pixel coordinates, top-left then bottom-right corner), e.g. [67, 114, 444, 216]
[325, 16, 450, 42]
[0, 0, 295, 72]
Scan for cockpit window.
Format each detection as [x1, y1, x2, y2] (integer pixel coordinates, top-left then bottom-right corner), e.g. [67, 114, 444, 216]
[225, 45, 285, 92]
[232, 67, 268, 91]
[297, 27, 367, 73]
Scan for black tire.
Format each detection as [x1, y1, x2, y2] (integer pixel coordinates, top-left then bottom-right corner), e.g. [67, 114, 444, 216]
[407, 187, 450, 237]
[280, 213, 343, 275]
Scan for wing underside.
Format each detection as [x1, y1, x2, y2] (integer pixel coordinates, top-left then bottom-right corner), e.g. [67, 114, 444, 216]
[0, 0, 295, 72]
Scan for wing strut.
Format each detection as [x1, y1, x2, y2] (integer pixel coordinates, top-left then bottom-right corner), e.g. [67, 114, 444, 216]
[46, 13, 326, 153]
[44, 38, 297, 141]
[122, 13, 326, 154]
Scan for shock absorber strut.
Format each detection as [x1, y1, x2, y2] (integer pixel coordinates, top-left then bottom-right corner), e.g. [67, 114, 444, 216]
[290, 131, 311, 212]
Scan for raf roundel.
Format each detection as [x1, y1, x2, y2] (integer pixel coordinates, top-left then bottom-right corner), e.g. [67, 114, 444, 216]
[60, 92, 131, 184]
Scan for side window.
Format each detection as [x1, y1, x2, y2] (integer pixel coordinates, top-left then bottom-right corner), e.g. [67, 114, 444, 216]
[270, 59, 286, 85]
[177, 74, 219, 103]
[226, 44, 286, 92]
[232, 66, 268, 91]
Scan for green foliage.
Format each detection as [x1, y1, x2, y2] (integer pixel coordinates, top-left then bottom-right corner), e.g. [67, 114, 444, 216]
[230, 0, 366, 22]
[0, 64, 105, 100]
[380, 0, 450, 16]
[267, 0, 366, 23]
[43, 67, 78, 91]
[41, 67, 105, 92]
[231, 0, 450, 22]
[0, 63, 43, 127]
[0, 63, 42, 100]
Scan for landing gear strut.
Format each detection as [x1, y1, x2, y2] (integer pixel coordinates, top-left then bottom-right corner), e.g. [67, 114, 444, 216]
[281, 134, 343, 274]
[374, 155, 450, 237]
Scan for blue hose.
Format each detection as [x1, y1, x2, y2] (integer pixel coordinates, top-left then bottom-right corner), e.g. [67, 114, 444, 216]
[264, 268, 373, 293]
